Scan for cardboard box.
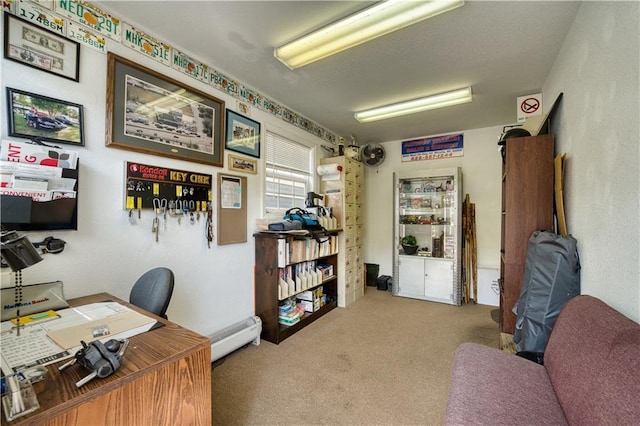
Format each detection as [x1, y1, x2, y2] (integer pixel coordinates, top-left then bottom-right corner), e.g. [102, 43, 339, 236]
[297, 287, 323, 302]
[317, 264, 333, 280]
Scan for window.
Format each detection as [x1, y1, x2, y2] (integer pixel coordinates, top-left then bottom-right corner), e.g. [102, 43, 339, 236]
[265, 130, 313, 213]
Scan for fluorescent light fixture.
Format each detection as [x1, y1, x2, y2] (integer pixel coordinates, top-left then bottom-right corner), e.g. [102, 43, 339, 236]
[274, 0, 465, 69]
[354, 87, 473, 123]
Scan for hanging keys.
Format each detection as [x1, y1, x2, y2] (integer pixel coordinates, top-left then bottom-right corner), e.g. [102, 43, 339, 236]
[160, 199, 168, 229]
[188, 200, 196, 225]
[152, 217, 159, 242]
[206, 204, 214, 248]
[176, 200, 184, 225]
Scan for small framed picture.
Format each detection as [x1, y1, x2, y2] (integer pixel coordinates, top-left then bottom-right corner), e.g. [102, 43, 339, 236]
[228, 153, 257, 174]
[7, 87, 85, 146]
[3, 13, 80, 82]
[225, 110, 261, 158]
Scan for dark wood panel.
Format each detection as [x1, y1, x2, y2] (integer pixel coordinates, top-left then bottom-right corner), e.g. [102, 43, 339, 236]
[500, 135, 554, 334]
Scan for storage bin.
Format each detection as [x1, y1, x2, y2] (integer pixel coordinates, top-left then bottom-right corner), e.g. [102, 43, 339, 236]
[377, 275, 392, 291]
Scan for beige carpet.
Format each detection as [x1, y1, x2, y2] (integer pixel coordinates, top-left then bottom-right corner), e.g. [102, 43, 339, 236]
[212, 289, 499, 425]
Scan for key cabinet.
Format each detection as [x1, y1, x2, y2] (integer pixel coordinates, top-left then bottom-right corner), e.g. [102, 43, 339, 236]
[320, 155, 365, 307]
[254, 232, 339, 344]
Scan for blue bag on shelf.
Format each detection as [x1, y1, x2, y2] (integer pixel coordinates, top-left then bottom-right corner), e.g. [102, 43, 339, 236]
[283, 208, 320, 228]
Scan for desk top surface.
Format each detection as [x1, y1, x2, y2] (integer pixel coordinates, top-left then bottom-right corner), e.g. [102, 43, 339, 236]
[3, 292, 210, 425]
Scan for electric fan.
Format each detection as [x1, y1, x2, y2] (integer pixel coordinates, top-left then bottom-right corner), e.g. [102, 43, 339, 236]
[360, 143, 386, 167]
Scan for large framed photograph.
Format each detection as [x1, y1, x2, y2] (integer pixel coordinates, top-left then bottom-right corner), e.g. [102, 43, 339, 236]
[228, 153, 257, 174]
[225, 110, 261, 158]
[7, 87, 85, 146]
[3, 13, 80, 82]
[106, 53, 225, 167]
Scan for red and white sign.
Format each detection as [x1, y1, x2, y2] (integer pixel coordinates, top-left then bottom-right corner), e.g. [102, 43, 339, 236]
[517, 93, 542, 123]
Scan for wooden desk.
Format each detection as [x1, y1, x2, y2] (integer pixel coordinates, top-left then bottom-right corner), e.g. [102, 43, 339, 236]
[3, 293, 211, 425]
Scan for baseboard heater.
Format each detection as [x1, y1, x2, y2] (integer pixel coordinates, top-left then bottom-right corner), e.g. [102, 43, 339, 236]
[209, 316, 261, 363]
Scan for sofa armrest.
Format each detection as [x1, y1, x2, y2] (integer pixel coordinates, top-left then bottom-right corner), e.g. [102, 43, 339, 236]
[444, 343, 567, 426]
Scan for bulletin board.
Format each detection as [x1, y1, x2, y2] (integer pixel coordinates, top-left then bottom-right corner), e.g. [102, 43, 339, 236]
[217, 173, 247, 245]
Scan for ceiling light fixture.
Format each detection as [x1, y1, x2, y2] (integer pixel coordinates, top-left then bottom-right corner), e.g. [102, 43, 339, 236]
[354, 87, 473, 123]
[274, 0, 465, 69]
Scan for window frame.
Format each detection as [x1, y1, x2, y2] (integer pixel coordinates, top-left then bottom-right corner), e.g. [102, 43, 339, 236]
[262, 124, 318, 216]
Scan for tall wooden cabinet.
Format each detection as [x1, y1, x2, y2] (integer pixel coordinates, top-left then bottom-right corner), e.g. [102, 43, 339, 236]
[500, 134, 554, 334]
[320, 156, 365, 307]
[254, 232, 338, 344]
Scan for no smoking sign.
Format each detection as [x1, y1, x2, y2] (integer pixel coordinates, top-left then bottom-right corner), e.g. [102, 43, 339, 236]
[517, 93, 542, 123]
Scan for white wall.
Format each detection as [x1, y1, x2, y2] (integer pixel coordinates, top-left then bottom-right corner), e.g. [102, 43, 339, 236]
[0, 34, 325, 336]
[363, 2, 640, 317]
[363, 125, 504, 304]
[542, 1, 639, 320]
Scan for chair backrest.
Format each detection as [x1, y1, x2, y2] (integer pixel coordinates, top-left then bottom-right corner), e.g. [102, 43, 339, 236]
[129, 267, 174, 319]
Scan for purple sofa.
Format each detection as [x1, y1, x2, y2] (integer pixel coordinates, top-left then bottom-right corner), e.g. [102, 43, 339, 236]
[444, 295, 640, 425]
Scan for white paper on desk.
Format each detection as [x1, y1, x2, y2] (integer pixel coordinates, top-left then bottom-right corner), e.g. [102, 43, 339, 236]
[47, 310, 157, 349]
[1, 302, 157, 375]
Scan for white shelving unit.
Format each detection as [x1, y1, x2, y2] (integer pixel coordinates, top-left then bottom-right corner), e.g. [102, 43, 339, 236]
[392, 167, 463, 305]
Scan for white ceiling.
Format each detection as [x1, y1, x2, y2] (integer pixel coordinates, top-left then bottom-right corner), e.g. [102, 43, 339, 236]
[94, 1, 581, 145]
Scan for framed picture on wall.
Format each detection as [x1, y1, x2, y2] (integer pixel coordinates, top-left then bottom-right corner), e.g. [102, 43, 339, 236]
[106, 53, 225, 167]
[7, 87, 85, 146]
[228, 153, 257, 174]
[225, 110, 261, 158]
[3, 13, 80, 82]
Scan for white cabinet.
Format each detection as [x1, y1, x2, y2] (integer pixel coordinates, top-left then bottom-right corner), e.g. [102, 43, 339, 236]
[397, 257, 455, 302]
[393, 167, 462, 305]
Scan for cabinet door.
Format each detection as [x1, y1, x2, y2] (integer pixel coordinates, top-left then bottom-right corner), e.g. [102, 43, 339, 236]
[398, 256, 425, 297]
[425, 259, 454, 302]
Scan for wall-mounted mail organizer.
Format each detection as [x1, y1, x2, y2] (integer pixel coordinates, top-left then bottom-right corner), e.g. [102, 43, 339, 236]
[124, 161, 212, 213]
[0, 141, 79, 231]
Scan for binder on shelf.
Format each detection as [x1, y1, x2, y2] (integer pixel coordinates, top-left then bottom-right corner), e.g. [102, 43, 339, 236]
[277, 238, 286, 267]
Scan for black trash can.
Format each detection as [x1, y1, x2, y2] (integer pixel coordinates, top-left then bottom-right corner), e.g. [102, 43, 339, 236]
[365, 263, 379, 287]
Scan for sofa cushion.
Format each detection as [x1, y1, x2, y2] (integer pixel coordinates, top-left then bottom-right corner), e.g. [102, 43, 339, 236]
[545, 295, 640, 425]
[444, 342, 567, 425]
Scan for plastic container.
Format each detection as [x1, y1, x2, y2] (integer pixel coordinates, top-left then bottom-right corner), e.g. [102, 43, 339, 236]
[377, 275, 392, 291]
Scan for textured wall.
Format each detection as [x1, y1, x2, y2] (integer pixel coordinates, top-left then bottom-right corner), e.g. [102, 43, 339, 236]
[543, 1, 640, 321]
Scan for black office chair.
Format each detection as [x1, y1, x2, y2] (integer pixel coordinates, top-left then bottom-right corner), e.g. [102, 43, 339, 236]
[129, 267, 174, 319]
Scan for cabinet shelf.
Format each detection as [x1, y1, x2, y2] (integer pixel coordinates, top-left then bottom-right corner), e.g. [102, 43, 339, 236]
[277, 276, 337, 301]
[276, 300, 337, 341]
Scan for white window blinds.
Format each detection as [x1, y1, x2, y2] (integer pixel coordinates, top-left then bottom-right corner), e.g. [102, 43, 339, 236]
[265, 131, 313, 213]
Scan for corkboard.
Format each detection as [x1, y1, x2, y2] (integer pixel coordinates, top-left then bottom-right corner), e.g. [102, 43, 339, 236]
[217, 173, 247, 245]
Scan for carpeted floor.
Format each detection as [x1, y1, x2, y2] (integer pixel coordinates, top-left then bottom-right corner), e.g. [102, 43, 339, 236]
[211, 288, 499, 425]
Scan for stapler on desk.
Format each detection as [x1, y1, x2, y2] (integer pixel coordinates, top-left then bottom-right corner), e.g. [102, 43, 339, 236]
[58, 338, 129, 388]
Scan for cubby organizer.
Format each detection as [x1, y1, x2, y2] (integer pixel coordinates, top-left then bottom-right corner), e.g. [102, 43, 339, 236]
[0, 140, 79, 231]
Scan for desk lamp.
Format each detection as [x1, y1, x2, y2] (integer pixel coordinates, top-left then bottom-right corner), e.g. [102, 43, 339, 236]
[1, 230, 43, 336]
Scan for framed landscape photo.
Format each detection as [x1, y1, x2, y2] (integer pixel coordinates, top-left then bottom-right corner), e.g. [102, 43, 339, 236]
[7, 87, 85, 146]
[3, 13, 80, 82]
[225, 110, 261, 158]
[228, 153, 257, 174]
[106, 53, 225, 167]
